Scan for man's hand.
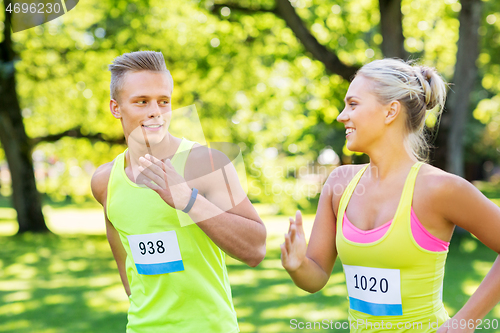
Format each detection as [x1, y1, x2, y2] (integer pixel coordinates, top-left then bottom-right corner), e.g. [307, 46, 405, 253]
[137, 154, 192, 210]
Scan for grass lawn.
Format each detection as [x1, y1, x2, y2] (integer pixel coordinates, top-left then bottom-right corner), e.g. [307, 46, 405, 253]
[0, 195, 499, 332]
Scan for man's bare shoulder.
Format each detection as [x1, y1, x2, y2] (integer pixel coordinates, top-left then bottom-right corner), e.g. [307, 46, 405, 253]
[91, 161, 115, 206]
[184, 143, 232, 178]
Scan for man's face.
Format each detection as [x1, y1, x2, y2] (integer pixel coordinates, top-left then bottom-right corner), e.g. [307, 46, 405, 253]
[111, 70, 173, 146]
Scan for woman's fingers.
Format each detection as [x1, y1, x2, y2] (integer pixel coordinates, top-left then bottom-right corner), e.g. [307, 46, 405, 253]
[295, 210, 303, 225]
[280, 243, 288, 260]
[295, 210, 306, 236]
[290, 223, 297, 242]
[284, 233, 292, 252]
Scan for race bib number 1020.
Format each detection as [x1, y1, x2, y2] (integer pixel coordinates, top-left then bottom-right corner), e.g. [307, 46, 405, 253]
[127, 231, 184, 275]
[343, 264, 402, 316]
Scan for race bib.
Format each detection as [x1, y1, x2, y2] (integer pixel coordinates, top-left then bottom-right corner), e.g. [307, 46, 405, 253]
[343, 265, 402, 316]
[127, 231, 184, 275]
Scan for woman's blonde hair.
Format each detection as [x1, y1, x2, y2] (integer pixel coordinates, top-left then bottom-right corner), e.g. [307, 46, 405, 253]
[356, 58, 447, 162]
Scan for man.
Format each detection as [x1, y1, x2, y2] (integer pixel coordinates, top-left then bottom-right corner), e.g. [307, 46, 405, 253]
[91, 51, 266, 333]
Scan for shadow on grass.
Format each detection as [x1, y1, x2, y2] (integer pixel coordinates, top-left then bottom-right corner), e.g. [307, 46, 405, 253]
[228, 234, 500, 333]
[0, 194, 101, 211]
[227, 245, 349, 332]
[0, 233, 499, 333]
[0, 233, 128, 333]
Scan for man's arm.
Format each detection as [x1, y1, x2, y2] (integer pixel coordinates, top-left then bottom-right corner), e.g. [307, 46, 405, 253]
[189, 193, 266, 268]
[91, 162, 131, 297]
[187, 148, 266, 267]
[137, 148, 266, 267]
[105, 214, 131, 297]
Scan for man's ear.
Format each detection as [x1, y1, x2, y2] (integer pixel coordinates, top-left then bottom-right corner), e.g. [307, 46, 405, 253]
[110, 99, 122, 119]
[384, 100, 401, 125]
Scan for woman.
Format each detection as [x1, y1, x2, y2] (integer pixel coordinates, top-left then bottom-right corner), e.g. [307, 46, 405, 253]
[281, 59, 500, 332]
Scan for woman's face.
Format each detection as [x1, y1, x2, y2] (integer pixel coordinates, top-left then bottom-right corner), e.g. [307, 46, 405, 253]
[336, 75, 390, 154]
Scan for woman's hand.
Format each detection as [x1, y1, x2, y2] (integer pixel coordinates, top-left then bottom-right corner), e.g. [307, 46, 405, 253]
[281, 210, 307, 272]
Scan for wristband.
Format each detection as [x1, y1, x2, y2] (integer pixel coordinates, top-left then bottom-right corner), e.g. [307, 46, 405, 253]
[182, 188, 198, 213]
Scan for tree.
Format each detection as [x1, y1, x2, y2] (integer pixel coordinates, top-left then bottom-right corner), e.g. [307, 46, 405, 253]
[209, 0, 483, 177]
[1, 0, 497, 225]
[0, 2, 48, 233]
[432, 0, 482, 176]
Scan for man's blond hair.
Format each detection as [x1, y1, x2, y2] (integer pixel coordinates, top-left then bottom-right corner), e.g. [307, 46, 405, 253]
[108, 51, 173, 101]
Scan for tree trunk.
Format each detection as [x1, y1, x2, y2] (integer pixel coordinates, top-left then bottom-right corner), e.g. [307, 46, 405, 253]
[431, 0, 481, 176]
[275, 0, 359, 80]
[0, 4, 48, 233]
[378, 0, 408, 59]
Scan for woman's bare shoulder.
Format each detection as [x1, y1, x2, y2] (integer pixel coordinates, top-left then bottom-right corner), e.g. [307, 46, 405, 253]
[325, 163, 368, 215]
[416, 163, 476, 213]
[418, 163, 466, 192]
[326, 163, 367, 189]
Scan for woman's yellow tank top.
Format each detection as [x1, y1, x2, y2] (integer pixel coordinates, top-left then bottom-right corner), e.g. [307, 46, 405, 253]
[106, 138, 239, 333]
[336, 162, 450, 332]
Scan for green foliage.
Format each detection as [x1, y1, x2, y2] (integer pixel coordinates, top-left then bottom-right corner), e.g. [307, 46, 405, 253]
[468, 0, 500, 165]
[3, 0, 500, 209]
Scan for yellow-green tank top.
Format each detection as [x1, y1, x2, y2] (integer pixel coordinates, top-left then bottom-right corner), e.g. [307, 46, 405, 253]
[106, 138, 239, 333]
[336, 162, 450, 332]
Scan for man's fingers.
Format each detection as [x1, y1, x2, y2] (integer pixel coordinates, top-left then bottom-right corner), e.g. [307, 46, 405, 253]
[145, 154, 162, 166]
[141, 155, 170, 175]
[138, 166, 167, 189]
[163, 158, 174, 169]
[141, 178, 163, 192]
[139, 156, 164, 177]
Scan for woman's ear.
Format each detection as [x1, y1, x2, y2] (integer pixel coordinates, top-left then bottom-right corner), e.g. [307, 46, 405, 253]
[384, 100, 401, 125]
[110, 99, 122, 119]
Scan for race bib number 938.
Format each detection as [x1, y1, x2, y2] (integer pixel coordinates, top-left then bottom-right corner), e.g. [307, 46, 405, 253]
[127, 231, 184, 275]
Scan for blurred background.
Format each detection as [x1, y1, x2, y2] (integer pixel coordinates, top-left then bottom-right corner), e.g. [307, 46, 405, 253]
[0, 0, 499, 332]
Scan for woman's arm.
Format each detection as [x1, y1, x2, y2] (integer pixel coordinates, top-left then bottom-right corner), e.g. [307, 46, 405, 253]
[281, 168, 343, 293]
[435, 174, 500, 332]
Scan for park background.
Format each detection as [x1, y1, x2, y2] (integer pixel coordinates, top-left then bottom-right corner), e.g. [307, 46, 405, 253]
[1, 0, 500, 332]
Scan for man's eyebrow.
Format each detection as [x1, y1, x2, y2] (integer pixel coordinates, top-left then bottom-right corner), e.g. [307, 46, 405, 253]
[344, 95, 359, 103]
[130, 95, 171, 99]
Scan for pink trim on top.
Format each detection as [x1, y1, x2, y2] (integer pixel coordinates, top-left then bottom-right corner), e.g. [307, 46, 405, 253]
[343, 207, 449, 251]
[343, 215, 392, 243]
